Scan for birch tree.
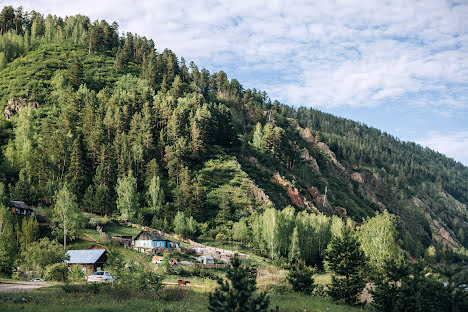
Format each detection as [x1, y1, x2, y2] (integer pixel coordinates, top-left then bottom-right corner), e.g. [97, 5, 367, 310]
[115, 171, 139, 221]
[53, 185, 82, 249]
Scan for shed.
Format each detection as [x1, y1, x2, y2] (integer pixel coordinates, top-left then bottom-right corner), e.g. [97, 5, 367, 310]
[197, 255, 215, 264]
[9, 200, 34, 217]
[64, 249, 107, 275]
[133, 231, 171, 249]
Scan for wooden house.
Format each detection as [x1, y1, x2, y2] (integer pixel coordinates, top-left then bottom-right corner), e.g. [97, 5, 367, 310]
[133, 231, 172, 249]
[9, 200, 34, 217]
[64, 249, 107, 276]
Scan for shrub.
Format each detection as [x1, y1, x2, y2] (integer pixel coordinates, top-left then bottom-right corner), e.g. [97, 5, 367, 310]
[46, 263, 69, 282]
[69, 265, 85, 282]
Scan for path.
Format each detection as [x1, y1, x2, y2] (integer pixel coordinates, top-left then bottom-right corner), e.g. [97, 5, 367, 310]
[0, 281, 49, 293]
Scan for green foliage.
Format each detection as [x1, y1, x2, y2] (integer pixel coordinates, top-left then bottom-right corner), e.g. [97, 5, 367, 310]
[324, 226, 367, 305]
[372, 259, 449, 312]
[0, 204, 16, 276]
[286, 263, 316, 294]
[173, 211, 198, 239]
[18, 216, 39, 246]
[53, 184, 83, 248]
[208, 254, 270, 312]
[115, 171, 139, 221]
[357, 210, 400, 271]
[69, 264, 85, 282]
[20, 237, 67, 277]
[46, 262, 69, 282]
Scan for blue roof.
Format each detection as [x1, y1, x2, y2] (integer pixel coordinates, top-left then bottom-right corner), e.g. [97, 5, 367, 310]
[64, 249, 106, 264]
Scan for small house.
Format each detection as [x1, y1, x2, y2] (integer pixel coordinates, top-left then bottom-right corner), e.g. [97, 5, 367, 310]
[197, 255, 215, 264]
[133, 231, 172, 249]
[64, 249, 107, 275]
[9, 200, 34, 217]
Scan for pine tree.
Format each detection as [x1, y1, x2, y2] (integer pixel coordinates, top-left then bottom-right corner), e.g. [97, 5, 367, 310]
[324, 226, 367, 305]
[286, 262, 316, 294]
[208, 254, 270, 312]
[68, 57, 84, 89]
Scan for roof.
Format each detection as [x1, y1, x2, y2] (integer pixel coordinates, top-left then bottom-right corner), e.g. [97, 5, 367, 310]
[10, 200, 31, 209]
[64, 249, 106, 264]
[134, 231, 169, 241]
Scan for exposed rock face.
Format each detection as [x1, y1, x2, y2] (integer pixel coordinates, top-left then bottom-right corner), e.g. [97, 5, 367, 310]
[299, 127, 315, 144]
[3, 98, 39, 119]
[272, 172, 317, 211]
[300, 148, 320, 172]
[244, 155, 267, 172]
[351, 172, 364, 183]
[250, 184, 273, 208]
[425, 212, 460, 249]
[316, 142, 345, 171]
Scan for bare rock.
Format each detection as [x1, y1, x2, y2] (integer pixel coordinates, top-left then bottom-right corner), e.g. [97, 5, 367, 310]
[351, 172, 364, 183]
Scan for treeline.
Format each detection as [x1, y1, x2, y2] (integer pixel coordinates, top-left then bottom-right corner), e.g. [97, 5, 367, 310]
[231, 208, 399, 269]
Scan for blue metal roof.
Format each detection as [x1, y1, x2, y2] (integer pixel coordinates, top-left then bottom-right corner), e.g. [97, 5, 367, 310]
[64, 249, 106, 264]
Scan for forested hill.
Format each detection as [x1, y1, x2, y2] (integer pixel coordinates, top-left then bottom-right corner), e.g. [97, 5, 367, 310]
[0, 6, 467, 258]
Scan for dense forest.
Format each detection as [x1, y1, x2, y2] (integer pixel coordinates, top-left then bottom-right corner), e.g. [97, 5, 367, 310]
[1, 5, 467, 261]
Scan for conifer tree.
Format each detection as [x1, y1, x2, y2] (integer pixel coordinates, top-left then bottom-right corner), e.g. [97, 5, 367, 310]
[324, 225, 367, 304]
[68, 57, 84, 89]
[208, 254, 270, 312]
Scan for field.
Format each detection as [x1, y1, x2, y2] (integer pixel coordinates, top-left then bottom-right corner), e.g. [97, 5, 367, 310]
[0, 222, 365, 311]
[0, 284, 364, 312]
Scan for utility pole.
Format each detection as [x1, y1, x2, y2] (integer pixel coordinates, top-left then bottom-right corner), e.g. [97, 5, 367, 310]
[323, 185, 328, 208]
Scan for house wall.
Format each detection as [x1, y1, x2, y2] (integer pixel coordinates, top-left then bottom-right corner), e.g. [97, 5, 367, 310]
[134, 240, 153, 248]
[134, 240, 171, 248]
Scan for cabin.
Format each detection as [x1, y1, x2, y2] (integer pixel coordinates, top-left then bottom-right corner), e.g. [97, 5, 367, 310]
[133, 231, 172, 249]
[197, 255, 215, 264]
[9, 200, 34, 217]
[64, 249, 108, 276]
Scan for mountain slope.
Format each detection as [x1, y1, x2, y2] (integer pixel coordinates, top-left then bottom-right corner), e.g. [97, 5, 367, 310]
[0, 7, 466, 259]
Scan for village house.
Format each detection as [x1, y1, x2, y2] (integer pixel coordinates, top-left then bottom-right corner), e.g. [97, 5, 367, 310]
[197, 255, 215, 264]
[133, 231, 172, 250]
[64, 249, 108, 276]
[9, 200, 34, 217]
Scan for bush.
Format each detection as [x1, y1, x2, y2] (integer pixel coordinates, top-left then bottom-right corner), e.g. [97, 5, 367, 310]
[286, 263, 316, 294]
[46, 263, 69, 282]
[69, 265, 85, 282]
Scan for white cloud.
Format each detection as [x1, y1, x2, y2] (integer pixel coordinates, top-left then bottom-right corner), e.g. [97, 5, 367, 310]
[417, 131, 468, 166]
[9, 0, 468, 111]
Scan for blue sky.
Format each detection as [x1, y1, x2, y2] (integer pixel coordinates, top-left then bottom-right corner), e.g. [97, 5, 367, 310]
[11, 0, 468, 165]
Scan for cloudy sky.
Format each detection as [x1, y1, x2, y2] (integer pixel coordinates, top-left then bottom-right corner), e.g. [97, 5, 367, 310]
[11, 0, 468, 165]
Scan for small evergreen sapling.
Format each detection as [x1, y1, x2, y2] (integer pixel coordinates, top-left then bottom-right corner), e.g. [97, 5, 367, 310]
[209, 254, 270, 312]
[286, 262, 316, 294]
[324, 225, 367, 305]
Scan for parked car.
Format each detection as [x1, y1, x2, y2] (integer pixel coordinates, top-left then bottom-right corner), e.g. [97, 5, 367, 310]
[87, 271, 114, 282]
[31, 278, 44, 282]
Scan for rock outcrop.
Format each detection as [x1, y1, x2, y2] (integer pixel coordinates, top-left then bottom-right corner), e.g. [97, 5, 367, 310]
[3, 98, 39, 119]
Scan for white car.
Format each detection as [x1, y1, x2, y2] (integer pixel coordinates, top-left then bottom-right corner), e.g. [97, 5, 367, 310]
[87, 271, 114, 282]
[31, 278, 44, 282]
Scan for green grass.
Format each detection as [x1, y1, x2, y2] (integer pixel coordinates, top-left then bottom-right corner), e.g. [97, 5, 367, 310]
[102, 222, 142, 239]
[0, 284, 365, 312]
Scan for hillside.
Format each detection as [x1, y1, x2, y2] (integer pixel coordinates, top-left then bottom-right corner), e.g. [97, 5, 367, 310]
[0, 6, 467, 261]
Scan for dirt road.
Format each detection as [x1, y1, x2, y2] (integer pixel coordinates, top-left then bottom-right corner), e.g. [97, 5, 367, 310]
[0, 281, 49, 293]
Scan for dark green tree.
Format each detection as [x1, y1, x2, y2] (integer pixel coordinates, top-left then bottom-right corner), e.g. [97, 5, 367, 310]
[208, 254, 270, 312]
[68, 57, 84, 89]
[286, 262, 316, 294]
[324, 226, 367, 305]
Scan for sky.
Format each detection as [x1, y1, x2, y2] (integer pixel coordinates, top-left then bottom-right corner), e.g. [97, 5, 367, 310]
[9, 0, 468, 165]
